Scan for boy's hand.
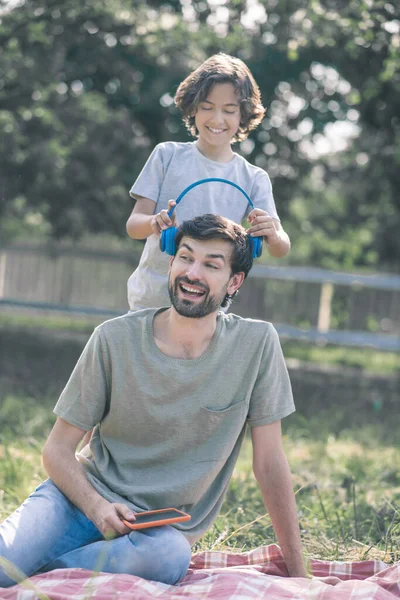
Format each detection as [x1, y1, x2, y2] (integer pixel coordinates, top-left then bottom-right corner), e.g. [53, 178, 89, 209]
[151, 199, 177, 237]
[247, 208, 281, 246]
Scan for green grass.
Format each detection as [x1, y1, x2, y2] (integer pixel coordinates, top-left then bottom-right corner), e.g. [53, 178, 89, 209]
[1, 395, 399, 563]
[0, 396, 53, 518]
[195, 425, 400, 563]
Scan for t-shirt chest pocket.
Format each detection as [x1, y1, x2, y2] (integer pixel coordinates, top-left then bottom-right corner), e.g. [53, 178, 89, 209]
[192, 400, 248, 462]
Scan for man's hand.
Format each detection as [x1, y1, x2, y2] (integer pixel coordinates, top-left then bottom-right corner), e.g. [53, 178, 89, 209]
[43, 420, 137, 541]
[150, 199, 177, 237]
[88, 498, 136, 539]
[247, 208, 281, 246]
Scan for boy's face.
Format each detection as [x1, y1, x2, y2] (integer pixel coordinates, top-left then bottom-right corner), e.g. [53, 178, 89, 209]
[194, 83, 241, 149]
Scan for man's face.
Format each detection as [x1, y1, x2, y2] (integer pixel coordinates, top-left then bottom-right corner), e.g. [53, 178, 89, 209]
[168, 237, 243, 319]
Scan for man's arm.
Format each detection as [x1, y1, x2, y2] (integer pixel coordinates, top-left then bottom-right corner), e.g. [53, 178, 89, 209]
[42, 417, 135, 537]
[251, 420, 307, 577]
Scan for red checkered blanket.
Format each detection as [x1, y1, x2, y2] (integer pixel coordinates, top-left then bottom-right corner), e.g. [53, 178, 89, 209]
[1, 544, 399, 599]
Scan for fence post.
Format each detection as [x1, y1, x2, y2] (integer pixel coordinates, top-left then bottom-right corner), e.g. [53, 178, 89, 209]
[0, 252, 7, 299]
[317, 282, 334, 332]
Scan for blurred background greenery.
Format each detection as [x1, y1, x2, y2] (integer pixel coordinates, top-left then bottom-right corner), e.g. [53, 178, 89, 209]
[0, 0, 399, 273]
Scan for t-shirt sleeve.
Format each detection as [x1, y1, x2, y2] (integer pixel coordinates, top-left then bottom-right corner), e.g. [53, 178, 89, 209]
[247, 325, 295, 427]
[247, 170, 279, 221]
[53, 328, 110, 431]
[129, 143, 167, 204]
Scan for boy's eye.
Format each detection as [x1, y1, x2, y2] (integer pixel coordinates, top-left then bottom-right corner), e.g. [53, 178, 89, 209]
[225, 110, 236, 115]
[200, 106, 212, 111]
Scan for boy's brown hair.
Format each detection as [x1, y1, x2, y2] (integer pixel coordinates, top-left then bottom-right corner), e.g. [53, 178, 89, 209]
[174, 53, 265, 143]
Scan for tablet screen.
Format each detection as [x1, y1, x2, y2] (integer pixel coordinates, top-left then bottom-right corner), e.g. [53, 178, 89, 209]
[134, 509, 186, 524]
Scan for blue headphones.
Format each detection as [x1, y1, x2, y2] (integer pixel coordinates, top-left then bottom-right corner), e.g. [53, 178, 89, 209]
[159, 177, 263, 258]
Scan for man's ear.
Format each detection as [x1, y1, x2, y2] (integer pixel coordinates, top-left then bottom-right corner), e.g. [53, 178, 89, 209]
[227, 272, 245, 296]
[168, 255, 175, 272]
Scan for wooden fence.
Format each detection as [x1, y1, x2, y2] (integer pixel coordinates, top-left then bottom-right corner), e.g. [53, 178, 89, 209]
[0, 242, 399, 351]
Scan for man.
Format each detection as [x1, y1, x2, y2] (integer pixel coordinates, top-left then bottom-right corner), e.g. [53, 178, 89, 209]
[0, 214, 306, 588]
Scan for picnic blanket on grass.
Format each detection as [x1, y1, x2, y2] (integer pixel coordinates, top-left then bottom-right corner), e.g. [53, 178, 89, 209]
[1, 544, 399, 599]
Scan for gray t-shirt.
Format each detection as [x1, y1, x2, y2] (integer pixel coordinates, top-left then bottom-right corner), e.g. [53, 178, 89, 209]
[54, 309, 295, 545]
[128, 142, 279, 310]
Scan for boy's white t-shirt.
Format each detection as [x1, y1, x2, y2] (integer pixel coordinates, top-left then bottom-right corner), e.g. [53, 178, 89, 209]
[128, 141, 279, 310]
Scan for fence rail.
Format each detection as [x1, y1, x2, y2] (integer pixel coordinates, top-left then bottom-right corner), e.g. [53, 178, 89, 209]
[0, 243, 399, 351]
[251, 264, 400, 290]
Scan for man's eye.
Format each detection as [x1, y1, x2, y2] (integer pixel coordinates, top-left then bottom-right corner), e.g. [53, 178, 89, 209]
[225, 111, 236, 115]
[206, 264, 218, 269]
[180, 255, 190, 261]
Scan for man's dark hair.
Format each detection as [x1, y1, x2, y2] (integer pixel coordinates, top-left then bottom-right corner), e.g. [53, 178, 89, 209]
[174, 53, 265, 143]
[174, 214, 254, 308]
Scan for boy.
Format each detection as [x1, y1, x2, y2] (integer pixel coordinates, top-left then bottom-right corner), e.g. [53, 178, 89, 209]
[126, 53, 290, 310]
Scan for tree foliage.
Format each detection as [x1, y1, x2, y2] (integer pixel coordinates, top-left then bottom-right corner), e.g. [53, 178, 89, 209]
[0, 0, 399, 269]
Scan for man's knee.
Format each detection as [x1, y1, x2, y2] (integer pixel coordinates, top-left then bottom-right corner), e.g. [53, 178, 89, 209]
[0, 526, 26, 588]
[0, 516, 25, 587]
[128, 526, 191, 584]
[162, 527, 191, 583]
[0, 563, 17, 589]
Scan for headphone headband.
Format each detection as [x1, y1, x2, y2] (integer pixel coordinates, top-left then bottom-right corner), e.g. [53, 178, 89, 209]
[168, 178, 255, 218]
[160, 177, 262, 258]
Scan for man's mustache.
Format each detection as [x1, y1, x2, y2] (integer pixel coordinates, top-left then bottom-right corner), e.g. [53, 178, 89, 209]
[175, 276, 209, 294]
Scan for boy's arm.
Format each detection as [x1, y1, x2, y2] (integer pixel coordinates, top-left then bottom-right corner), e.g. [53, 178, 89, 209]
[251, 420, 307, 577]
[267, 219, 291, 258]
[42, 417, 136, 537]
[126, 196, 176, 240]
[247, 208, 291, 258]
[126, 196, 157, 240]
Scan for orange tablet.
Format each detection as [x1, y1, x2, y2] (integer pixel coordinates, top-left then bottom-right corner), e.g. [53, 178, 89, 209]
[122, 508, 191, 530]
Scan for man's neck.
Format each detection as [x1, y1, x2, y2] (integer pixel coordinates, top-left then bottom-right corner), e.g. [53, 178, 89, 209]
[152, 308, 218, 360]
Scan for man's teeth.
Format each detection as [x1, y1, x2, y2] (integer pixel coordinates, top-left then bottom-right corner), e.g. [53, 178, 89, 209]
[208, 128, 224, 133]
[181, 284, 204, 295]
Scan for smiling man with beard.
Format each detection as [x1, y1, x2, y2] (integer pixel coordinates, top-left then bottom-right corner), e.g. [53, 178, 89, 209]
[167, 217, 246, 320]
[0, 214, 306, 589]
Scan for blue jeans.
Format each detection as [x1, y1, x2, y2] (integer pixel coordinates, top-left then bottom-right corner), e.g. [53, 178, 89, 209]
[0, 479, 191, 588]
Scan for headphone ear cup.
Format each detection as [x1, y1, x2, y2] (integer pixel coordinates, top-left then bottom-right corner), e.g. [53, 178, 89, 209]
[161, 226, 178, 255]
[249, 235, 263, 259]
[254, 236, 263, 258]
[159, 229, 166, 253]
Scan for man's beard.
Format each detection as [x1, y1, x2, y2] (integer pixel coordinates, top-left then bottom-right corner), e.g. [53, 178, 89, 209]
[168, 276, 227, 318]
